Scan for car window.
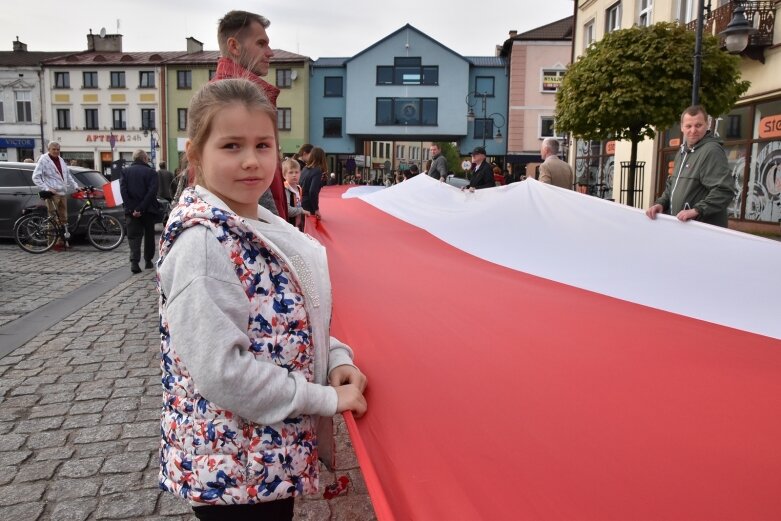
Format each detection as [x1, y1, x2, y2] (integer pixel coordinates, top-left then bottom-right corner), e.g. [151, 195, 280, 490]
[0, 166, 27, 187]
[72, 170, 108, 188]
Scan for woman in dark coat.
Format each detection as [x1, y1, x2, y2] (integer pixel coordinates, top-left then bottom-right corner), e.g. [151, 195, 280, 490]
[300, 147, 327, 220]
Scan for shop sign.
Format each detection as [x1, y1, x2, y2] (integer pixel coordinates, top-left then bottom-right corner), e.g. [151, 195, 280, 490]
[0, 137, 35, 148]
[669, 138, 681, 147]
[85, 133, 144, 144]
[758, 115, 781, 139]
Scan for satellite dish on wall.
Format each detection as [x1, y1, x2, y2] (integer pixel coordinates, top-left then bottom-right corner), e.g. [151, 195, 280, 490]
[99, 27, 106, 38]
[290, 70, 298, 81]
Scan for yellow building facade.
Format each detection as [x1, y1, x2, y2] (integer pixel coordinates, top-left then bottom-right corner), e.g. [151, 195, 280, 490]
[571, 0, 780, 231]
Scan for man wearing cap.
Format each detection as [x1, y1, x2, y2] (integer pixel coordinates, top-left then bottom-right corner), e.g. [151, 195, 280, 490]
[538, 138, 574, 189]
[465, 146, 496, 191]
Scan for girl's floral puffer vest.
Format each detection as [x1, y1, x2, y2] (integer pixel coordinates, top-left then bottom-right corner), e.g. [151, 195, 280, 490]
[157, 188, 319, 505]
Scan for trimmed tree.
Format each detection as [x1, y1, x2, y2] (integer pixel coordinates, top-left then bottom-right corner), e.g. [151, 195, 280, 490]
[555, 22, 749, 206]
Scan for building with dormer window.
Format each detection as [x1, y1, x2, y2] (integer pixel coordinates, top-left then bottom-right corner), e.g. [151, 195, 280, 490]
[41, 33, 185, 175]
[0, 38, 73, 162]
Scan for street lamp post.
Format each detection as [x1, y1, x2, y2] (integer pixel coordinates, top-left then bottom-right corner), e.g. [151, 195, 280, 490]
[466, 92, 505, 150]
[143, 129, 160, 167]
[692, 0, 756, 105]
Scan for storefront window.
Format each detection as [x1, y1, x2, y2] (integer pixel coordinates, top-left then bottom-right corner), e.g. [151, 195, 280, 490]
[575, 139, 614, 199]
[714, 106, 752, 141]
[657, 100, 781, 223]
[724, 144, 748, 219]
[744, 100, 781, 222]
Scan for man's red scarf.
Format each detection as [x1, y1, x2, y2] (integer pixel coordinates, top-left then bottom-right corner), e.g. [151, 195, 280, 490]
[212, 57, 287, 219]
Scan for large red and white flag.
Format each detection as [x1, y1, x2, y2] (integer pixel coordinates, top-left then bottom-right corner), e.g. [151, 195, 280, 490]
[101, 179, 123, 208]
[309, 177, 781, 521]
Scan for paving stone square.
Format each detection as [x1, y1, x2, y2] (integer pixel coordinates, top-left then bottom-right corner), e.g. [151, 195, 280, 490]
[0, 242, 377, 520]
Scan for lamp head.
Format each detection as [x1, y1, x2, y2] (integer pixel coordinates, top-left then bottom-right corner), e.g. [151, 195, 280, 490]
[719, 4, 757, 53]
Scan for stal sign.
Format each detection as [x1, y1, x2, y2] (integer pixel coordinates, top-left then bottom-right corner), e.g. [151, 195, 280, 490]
[759, 115, 781, 139]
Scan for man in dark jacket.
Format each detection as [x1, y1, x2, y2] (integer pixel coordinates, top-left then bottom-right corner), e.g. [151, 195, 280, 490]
[120, 149, 159, 273]
[157, 161, 175, 202]
[465, 146, 496, 191]
[646, 105, 735, 227]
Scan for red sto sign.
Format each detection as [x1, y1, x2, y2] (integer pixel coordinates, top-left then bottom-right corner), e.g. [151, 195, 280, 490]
[759, 115, 781, 139]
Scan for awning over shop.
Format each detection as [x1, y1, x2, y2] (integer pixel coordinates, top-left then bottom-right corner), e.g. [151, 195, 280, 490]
[505, 153, 541, 164]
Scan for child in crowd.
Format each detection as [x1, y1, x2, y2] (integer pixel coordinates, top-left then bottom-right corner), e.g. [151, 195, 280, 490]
[156, 78, 367, 521]
[281, 157, 308, 232]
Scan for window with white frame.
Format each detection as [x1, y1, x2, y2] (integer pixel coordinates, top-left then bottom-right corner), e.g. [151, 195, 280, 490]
[677, 0, 696, 23]
[638, 0, 653, 26]
[15, 91, 32, 122]
[583, 19, 596, 50]
[542, 69, 565, 92]
[277, 108, 291, 131]
[540, 116, 563, 138]
[606, 2, 622, 33]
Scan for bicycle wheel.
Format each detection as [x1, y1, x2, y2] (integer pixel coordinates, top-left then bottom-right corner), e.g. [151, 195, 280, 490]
[87, 214, 125, 251]
[14, 214, 58, 253]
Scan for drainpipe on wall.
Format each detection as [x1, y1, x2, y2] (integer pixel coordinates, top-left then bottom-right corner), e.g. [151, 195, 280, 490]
[159, 67, 166, 165]
[38, 69, 45, 157]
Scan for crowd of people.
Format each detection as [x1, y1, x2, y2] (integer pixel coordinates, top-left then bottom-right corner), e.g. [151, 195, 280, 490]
[23, 8, 735, 520]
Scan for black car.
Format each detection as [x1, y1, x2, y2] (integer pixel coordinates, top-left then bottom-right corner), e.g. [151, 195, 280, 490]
[0, 161, 130, 238]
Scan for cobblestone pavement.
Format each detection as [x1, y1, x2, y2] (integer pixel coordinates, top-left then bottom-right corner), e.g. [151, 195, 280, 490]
[0, 241, 377, 521]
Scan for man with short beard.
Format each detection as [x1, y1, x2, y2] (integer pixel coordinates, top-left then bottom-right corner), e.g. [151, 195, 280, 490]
[213, 10, 287, 220]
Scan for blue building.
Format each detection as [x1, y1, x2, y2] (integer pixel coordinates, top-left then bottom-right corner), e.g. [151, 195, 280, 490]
[309, 24, 507, 180]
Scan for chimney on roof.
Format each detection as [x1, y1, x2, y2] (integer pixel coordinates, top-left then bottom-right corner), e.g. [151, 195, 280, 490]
[13, 37, 27, 52]
[87, 30, 123, 52]
[186, 37, 204, 53]
[509, 30, 518, 38]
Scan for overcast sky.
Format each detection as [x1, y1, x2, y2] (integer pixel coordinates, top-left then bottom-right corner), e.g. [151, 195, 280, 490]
[2, 0, 574, 59]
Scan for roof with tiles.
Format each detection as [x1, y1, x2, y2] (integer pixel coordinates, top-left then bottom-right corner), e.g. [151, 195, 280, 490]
[499, 16, 573, 57]
[42, 51, 188, 66]
[312, 57, 349, 68]
[0, 50, 77, 67]
[465, 56, 507, 67]
[515, 16, 574, 41]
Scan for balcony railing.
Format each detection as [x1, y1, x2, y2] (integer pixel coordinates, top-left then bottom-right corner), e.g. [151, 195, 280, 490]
[685, 1, 775, 61]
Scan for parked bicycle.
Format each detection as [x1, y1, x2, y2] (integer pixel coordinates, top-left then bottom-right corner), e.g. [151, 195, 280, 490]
[14, 187, 125, 253]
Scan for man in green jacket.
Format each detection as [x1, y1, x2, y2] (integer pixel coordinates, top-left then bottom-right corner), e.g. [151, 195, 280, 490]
[646, 105, 735, 227]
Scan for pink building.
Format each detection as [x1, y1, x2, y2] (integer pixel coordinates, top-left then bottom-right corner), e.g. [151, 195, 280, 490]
[499, 17, 573, 178]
